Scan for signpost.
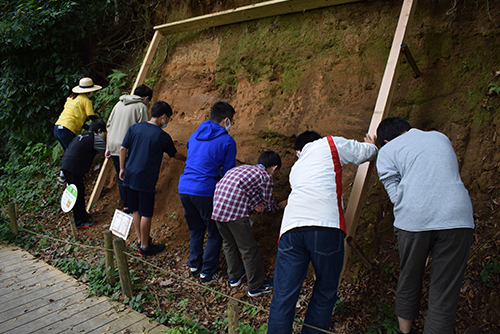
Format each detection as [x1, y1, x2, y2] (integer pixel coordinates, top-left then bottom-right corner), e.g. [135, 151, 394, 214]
[110, 209, 133, 240]
[61, 184, 78, 238]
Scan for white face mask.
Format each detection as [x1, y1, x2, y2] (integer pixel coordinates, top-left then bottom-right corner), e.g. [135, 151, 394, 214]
[161, 116, 168, 129]
[224, 119, 231, 131]
[98, 132, 105, 139]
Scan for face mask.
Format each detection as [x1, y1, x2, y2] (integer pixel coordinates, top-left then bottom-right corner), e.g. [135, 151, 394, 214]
[161, 116, 168, 129]
[224, 119, 231, 131]
[98, 132, 105, 139]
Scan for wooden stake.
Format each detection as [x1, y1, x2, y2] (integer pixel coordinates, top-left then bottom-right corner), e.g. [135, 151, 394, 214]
[68, 211, 78, 240]
[104, 230, 116, 285]
[228, 300, 239, 334]
[113, 237, 133, 298]
[8, 202, 18, 235]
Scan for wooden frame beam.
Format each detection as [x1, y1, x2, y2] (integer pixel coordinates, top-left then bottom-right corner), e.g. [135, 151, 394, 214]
[342, 0, 418, 274]
[86, 32, 163, 212]
[154, 0, 361, 35]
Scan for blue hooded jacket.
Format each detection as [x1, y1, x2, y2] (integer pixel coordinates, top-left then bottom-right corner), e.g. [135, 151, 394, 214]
[178, 120, 237, 197]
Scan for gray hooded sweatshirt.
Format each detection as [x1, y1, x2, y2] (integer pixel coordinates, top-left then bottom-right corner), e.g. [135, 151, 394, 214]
[376, 128, 474, 232]
[106, 94, 149, 156]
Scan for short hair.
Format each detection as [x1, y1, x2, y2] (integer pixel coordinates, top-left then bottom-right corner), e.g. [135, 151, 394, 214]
[258, 151, 282, 169]
[133, 85, 153, 100]
[210, 101, 235, 123]
[376, 117, 411, 147]
[89, 119, 106, 133]
[294, 131, 322, 151]
[151, 101, 172, 118]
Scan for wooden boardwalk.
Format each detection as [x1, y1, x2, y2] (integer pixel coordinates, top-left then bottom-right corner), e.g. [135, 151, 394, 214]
[0, 244, 168, 333]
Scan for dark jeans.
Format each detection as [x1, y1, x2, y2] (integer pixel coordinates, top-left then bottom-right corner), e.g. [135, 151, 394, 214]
[216, 217, 265, 289]
[54, 125, 75, 151]
[111, 156, 128, 210]
[180, 194, 222, 276]
[62, 169, 89, 225]
[395, 227, 473, 334]
[268, 228, 345, 334]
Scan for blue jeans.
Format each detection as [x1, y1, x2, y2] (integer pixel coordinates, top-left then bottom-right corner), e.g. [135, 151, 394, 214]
[54, 125, 76, 151]
[111, 156, 128, 211]
[268, 228, 345, 334]
[180, 194, 222, 276]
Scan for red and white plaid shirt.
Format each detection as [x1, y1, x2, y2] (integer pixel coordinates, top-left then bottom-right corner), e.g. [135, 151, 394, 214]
[212, 164, 280, 222]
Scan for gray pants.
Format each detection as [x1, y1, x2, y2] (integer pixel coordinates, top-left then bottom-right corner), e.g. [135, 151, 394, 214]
[216, 217, 265, 289]
[394, 227, 473, 334]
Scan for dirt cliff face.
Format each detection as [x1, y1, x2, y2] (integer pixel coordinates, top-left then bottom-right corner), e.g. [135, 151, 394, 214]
[90, 0, 500, 331]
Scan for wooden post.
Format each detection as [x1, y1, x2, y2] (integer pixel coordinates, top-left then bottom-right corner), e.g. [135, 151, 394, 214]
[341, 0, 418, 279]
[113, 237, 133, 298]
[68, 211, 78, 239]
[104, 230, 116, 285]
[227, 300, 239, 334]
[8, 202, 18, 235]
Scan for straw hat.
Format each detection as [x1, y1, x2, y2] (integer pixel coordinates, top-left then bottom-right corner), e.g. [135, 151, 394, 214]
[72, 77, 102, 93]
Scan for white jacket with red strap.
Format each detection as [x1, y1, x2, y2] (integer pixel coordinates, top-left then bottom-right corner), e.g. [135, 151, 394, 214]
[280, 136, 378, 236]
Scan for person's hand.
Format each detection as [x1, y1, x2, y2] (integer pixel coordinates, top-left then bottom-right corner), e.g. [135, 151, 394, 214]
[105, 149, 111, 159]
[364, 133, 376, 145]
[279, 200, 287, 210]
[119, 169, 125, 181]
[255, 203, 265, 213]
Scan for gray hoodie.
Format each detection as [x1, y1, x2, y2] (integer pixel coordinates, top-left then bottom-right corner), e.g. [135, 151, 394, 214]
[106, 95, 149, 156]
[376, 128, 474, 232]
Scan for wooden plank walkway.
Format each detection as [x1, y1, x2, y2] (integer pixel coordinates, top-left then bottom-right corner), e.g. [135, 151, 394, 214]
[0, 244, 168, 334]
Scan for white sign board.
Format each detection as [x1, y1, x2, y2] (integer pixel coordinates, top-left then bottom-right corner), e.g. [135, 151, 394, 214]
[110, 209, 133, 240]
[61, 184, 78, 213]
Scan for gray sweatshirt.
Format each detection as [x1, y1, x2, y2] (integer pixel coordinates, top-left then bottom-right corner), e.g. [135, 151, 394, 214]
[376, 128, 474, 232]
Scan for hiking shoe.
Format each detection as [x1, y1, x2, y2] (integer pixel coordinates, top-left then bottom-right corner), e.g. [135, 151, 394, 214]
[189, 266, 202, 277]
[137, 237, 153, 251]
[58, 175, 67, 185]
[138, 243, 165, 257]
[229, 270, 246, 287]
[248, 280, 273, 297]
[75, 221, 97, 230]
[200, 271, 221, 284]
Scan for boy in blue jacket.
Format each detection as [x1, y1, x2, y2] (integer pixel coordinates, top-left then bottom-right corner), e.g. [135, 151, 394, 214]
[178, 101, 237, 283]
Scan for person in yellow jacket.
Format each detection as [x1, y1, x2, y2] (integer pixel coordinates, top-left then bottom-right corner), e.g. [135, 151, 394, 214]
[54, 77, 102, 151]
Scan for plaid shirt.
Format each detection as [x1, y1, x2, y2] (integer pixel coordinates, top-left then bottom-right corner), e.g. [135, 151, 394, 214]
[212, 164, 280, 222]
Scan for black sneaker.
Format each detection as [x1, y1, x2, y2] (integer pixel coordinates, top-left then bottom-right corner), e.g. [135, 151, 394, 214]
[139, 243, 165, 257]
[229, 269, 246, 287]
[75, 221, 97, 230]
[248, 280, 273, 297]
[200, 271, 221, 284]
[137, 237, 153, 251]
[189, 266, 202, 277]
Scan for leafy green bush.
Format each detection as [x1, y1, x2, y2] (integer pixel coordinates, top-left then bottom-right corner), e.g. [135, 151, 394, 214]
[93, 70, 130, 120]
[0, 141, 61, 213]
